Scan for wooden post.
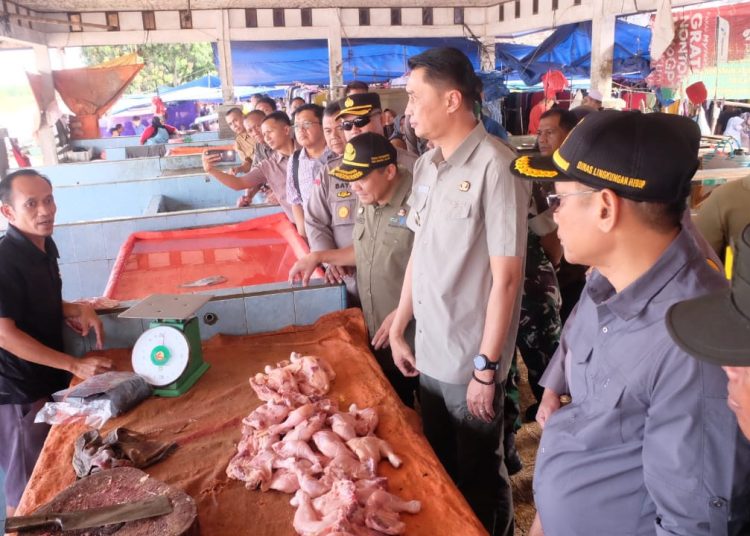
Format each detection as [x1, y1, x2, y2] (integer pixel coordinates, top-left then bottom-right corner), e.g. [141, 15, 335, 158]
[590, 0, 615, 101]
[327, 9, 344, 102]
[217, 9, 235, 105]
[33, 45, 59, 166]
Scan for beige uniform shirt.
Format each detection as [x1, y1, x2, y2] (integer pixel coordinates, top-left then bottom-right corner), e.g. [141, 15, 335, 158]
[235, 132, 256, 164]
[354, 172, 414, 339]
[407, 122, 530, 384]
[305, 155, 357, 251]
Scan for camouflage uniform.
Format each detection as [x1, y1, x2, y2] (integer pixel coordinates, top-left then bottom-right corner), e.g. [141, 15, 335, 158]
[504, 186, 562, 438]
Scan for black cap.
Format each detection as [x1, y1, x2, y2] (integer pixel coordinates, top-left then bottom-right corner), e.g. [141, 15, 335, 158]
[330, 132, 396, 182]
[510, 111, 701, 203]
[337, 92, 382, 119]
[667, 224, 750, 366]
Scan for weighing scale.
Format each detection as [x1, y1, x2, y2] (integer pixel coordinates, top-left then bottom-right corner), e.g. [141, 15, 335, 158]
[120, 294, 211, 397]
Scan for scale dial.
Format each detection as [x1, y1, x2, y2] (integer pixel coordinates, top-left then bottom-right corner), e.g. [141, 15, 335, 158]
[132, 326, 190, 387]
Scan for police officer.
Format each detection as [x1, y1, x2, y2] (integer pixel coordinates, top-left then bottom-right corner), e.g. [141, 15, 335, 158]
[511, 111, 750, 536]
[0, 169, 112, 515]
[290, 133, 418, 406]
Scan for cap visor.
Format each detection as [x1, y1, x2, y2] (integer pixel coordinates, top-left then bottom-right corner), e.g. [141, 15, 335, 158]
[510, 154, 566, 181]
[666, 290, 750, 366]
[330, 166, 364, 182]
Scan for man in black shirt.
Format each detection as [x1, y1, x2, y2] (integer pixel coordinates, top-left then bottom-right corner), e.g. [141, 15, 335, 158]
[0, 169, 112, 514]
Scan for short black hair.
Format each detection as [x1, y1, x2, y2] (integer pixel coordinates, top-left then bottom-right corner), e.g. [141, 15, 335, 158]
[407, 47, 481, 111]
[245, 109, 265, 120]
[262, 110, 291, 126]
[0, 169, 52, 205]
[292, 103, 324, 122]
[345, 80, 369, 94]
[257, 96, 277, 111]
[626, 198, 686, 233]
[133, 115, 140, 120]
[324, 101, 341, 118]
[225, 107, 243, 117]
[290, 97, 305, 104]
[539, 108, 579, 133]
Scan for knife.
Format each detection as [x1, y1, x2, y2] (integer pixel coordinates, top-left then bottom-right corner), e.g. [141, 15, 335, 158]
[5, 495, 172, 532]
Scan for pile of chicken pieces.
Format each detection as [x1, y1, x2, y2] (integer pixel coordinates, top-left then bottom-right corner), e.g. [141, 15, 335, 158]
[227, 353, 421, 536]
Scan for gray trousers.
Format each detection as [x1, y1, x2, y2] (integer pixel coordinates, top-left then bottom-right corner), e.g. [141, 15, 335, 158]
[419, 373, 514, 536]
[0, 399, 51, 507]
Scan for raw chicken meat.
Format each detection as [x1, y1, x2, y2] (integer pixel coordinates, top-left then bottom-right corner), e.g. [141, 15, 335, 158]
[346, 437, 402, 468]
[228, 352, 420, 536]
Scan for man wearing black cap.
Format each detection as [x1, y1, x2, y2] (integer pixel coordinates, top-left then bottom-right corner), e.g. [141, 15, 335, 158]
[668, 224, 750, 444]
[510, 111, 750, 536]
[288, 133, 418, 406]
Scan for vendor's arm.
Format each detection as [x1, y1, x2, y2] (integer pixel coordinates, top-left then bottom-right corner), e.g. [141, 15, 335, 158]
[203, 152, 265, 192]
[288, 246, 355, 286]
[0, 317, 112, 380]
[388, 255, 417, 377]
[62, 301, 104, 350]
[139, 127, 153, 145]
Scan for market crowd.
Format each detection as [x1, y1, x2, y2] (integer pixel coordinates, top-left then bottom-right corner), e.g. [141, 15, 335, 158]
[1, 46, 750, 536]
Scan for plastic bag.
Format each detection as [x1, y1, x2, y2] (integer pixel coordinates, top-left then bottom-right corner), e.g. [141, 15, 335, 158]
[35, 372, 152, 429]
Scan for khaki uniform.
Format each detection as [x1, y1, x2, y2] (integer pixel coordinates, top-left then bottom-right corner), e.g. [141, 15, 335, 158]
[235, 132, 255, 164]
[407, 122, 529, 383]
[305, 155, 357, 251]
[353, 171, 414, 339]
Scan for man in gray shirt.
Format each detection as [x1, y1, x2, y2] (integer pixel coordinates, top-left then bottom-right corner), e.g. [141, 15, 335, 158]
[390, 47, 528, 536]
[511, 110, 750, 536]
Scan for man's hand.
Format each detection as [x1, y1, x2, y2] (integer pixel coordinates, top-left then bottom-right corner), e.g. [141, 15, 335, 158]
[289, 253, 321, 287]
[64, 302, 104, 350]
[389, 334, 418, 377]
[68, 355, 114, 380]
[202, 151, 221, 173]
[325, 265, 347, 284]
[372, 310, 396, 350]
[236, 192, 252, 207]
[536, 388, 562, 429]
[467, 369, 496, 423]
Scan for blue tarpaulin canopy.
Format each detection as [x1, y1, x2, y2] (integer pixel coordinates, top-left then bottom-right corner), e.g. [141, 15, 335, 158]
[220, 38, 481, 86]
[495, 20, 651, 86]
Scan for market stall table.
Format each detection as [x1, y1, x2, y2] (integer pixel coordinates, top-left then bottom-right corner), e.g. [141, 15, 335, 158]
[15, 309, 487, 535]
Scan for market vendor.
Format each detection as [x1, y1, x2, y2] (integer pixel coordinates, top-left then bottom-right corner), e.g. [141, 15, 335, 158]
[289, 132, 418, 407]
[0, 169, 113, 515]
[510, 111, 750, 536]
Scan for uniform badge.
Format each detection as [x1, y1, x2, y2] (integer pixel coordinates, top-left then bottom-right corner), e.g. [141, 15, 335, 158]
[459, 181, 471, 192]
[358, 206, 365, 215]
[343, 143, 356, 162]
[338, 205, 350, 219]
[344, 97, 354, 108]
[337, 191, 352, 198]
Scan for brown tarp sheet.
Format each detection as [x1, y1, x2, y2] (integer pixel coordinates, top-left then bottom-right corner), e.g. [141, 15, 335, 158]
[16, 309, 487, 536]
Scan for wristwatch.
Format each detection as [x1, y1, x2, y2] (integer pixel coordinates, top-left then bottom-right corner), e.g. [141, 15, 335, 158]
[473, 354, 498, 371]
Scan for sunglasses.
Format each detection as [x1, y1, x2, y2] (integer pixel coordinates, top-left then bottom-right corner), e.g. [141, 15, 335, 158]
[340, 112, 380, 131]
[546, 189, 599, 211]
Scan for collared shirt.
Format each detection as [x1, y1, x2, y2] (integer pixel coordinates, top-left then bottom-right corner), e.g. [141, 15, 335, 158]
[241, 151, 294, 220]
[535, 230, 750, 535]
[354, 172, 414, 338]
[286, 147, 332, 207]
[305, 154, 356, 251]
[235, 132, 256, 163]
[0, 225, 70, 404]
[252, 143, 273, 168]
[407, 122, 530, 384]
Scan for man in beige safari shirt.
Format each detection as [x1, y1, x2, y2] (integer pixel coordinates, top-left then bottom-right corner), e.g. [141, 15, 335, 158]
[389, 47, 529, 536]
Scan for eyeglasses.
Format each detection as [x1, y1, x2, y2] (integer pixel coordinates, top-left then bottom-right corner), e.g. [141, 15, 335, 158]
[546, 189, 599, 211]
[293, 121, 321, 131]
[340, 112, 380, 131]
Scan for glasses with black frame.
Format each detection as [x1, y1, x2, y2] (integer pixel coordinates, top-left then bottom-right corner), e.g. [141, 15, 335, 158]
[340, 111, 381, 131]
[546, 189, 600, 211]
[292, 121, 321, 131]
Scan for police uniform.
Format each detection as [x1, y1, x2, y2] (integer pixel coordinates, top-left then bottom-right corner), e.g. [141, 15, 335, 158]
[331, 133, 419, 406]
[235, 132, 255, 165]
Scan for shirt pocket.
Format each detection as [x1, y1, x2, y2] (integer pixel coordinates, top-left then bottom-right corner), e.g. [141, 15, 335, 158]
[561, 376, 627, 449]
[443, 199, 475, 247]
